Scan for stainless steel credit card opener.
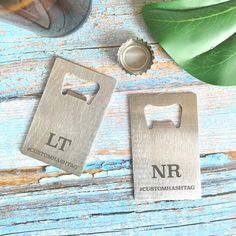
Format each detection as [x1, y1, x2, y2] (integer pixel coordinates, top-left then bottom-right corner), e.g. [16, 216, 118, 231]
[129, 93, 201, 201]
[22, 58, 116, 176]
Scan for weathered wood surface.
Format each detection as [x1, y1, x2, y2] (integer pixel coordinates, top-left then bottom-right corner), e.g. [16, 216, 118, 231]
[0, 153, 236, 235]
[0, 0, 236, 235]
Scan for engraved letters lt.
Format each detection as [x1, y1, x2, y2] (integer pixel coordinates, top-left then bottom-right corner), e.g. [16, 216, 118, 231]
[46, 132, 72, 152]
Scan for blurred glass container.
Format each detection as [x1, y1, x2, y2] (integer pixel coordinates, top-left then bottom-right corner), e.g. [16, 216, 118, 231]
[0, 0, 92, 37]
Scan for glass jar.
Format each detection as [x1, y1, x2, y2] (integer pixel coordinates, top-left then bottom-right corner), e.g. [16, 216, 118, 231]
[0, 0, 92, 37]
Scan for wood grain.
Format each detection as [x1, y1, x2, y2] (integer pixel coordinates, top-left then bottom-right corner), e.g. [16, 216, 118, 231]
[0, 153, 236, 235]
[1, 85, 236, 171]
[0, 0, 236, 235]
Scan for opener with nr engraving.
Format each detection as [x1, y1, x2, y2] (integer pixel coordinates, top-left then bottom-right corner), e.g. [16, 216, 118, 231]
[22, 58, 116, 176]
[129, 92, 201, 201]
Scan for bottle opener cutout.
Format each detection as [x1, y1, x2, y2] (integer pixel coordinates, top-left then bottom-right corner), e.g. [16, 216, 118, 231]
[22, 58, 116, 176]
[129, 92, 201, 201]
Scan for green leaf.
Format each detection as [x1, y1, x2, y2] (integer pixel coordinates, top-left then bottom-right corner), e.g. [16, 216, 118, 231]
[148, 0, 231, 10]
[143, 0, 236, 86]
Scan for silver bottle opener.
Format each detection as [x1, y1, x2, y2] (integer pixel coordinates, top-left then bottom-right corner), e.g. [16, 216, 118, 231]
[129, 93, 201, 201]
[22, 58, 116, 176]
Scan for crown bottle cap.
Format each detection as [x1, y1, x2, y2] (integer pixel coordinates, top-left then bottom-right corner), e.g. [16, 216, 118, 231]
[118, 38, 154, 75]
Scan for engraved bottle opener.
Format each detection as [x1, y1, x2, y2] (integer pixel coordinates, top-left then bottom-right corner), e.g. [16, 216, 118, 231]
[22, 58, 116, 176]
[129, 93, 201, 201]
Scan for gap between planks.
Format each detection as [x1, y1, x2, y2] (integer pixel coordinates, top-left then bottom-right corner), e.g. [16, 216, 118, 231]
[0, 152, 235, 188]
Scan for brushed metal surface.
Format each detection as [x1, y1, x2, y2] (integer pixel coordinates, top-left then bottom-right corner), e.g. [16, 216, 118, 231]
[22, 58, 116, 176]
[129, 93, 201, 201]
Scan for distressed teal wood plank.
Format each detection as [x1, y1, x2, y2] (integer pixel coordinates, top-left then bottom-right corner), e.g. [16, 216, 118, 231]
[0, 219, 235, 236]
[0, 0, 154, 50]
[1, 85, 236, 170]
[0, 0, 155, 74]
[0, 203, 235, 235]
[0, 153, 235, 235]
[0, 45, 198, 100]
[0, 0, 235, 235]
[1, 152, 234, 191]
[37, 153, 236, 185]
[0, 1, 201, 100]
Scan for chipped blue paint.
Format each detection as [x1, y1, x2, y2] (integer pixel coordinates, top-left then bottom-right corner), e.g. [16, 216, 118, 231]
[84, 159, 131, 172]
[1, 88, 236, 170]
[39, 153, 236, 184]
[0, 0, 236, 235]
[0, 163, 236, 235]
[201, 153, 233, 167]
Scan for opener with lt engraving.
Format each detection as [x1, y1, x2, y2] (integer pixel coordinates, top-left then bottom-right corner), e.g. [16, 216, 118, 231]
[22, 58, 116, 176]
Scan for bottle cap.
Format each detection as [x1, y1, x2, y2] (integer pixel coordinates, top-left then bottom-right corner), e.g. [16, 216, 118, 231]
[118, 38, 154, 75]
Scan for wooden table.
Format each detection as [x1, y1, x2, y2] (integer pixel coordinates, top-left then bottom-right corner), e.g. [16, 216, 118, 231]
[0, 1, 236, 235]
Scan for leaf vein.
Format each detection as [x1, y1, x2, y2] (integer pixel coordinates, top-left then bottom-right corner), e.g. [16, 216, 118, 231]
[149, 6, 236, 23]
